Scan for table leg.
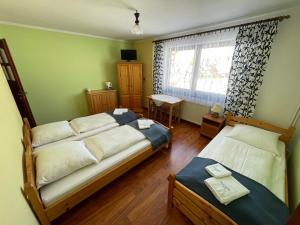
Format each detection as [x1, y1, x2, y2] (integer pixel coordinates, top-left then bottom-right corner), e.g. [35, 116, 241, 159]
[154, 105, 158, 120]
[169, 105, 173, 128]
[178, 103, 181, 123]
[147, 99, 151, 118]
[160, 108, 163, 121]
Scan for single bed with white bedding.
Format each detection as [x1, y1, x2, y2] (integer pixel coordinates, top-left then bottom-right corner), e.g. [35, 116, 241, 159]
[168, 113, 294, 225]
[198, 125, 286, 202]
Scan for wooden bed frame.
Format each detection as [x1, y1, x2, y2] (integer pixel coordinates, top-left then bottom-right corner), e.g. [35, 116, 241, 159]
[22, 118, 172, 225]
[168, 113, 295, 225]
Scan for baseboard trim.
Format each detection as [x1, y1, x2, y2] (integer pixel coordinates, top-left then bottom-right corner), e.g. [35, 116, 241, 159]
[143, 106, 201, 127]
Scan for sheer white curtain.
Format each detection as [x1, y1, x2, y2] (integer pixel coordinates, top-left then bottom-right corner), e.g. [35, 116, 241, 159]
[161, 29, 238, 107]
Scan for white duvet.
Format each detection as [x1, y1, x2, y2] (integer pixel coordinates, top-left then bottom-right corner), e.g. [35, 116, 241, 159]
[40, 140, 151, 207]
[198, 126, 286, 202]
[84, 125, 146, 161]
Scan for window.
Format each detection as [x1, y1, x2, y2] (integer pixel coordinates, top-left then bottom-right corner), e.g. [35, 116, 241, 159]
[162, 31, 237, 106]
[196, 46, 235, 94]
[168, 48, 195, 89]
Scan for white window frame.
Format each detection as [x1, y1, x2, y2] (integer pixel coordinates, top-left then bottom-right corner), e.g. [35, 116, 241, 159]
[161, 31, 237, 106]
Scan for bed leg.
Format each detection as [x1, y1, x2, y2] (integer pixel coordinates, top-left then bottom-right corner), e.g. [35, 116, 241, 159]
[167, 127, 173, 150]
[168, 174, 175, 208]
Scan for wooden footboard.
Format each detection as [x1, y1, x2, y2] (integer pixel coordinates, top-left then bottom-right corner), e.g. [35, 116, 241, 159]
[168, 174, 237, 225]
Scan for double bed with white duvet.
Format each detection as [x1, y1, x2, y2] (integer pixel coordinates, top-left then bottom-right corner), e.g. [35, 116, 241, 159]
[37, 127, 152, 207]
[23, 111, 171, 225]
[31, 112, 169, 206]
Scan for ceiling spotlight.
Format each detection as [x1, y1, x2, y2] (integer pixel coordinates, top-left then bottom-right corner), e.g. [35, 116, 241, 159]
[131, 10, 143, 35]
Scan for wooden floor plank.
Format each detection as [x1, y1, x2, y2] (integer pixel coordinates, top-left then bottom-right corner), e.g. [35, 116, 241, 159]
[53, 119, 210, 225]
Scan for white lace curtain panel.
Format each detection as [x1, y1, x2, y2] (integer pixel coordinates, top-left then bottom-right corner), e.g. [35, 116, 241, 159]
[153, 20, 279, 115]
[153, 30, 238, 107]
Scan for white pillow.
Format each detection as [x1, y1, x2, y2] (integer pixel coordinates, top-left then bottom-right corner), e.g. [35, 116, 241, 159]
[70, 113, 116, 133]
[31, 121, 76, 147]
[35, 141, 98, 189]
[226, 124, 281, 156]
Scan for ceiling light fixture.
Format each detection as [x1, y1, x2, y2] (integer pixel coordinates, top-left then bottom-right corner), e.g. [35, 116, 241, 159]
[131, 10, 143, 35]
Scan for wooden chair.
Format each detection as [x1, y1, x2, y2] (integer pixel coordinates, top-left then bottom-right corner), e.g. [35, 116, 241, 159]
[150, 102, 178, 124]
[159, 104, 180, 124]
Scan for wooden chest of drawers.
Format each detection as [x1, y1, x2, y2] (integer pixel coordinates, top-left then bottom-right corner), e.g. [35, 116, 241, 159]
[86, 89, 117, 114]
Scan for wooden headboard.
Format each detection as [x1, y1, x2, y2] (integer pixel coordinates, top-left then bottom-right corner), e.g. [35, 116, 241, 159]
[226, 113, 295, 144]
[23, 118, 34, 185]
[23, 118, 49, 223]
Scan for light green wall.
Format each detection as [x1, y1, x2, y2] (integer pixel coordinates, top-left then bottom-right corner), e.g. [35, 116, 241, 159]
[0, 67, 39, 225]
[133, 5, 300, 210]
[0, 24, 132, 124]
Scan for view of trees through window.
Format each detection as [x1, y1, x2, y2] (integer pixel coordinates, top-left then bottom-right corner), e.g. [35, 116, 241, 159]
[167, 45, 235, 95]
[169, 48, 195, 89]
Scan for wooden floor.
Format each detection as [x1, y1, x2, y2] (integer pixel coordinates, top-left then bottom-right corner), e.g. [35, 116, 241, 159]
[53, 120, 210, 225]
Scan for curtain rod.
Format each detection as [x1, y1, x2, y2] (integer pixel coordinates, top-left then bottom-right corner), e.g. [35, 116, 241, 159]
[153, 15, 290, 43]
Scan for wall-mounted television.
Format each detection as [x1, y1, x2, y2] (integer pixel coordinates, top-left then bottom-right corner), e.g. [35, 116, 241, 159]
[121, 49, 137, 61]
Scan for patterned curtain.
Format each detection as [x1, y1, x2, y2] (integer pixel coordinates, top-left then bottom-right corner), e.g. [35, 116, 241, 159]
[153, 42, 164, 94]
[224, 21, 279, 117]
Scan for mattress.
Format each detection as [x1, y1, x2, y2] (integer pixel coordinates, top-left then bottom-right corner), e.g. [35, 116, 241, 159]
[40, 139, 151, 207]
[198, 126, 286, 202]
[33, 122, 119, 151]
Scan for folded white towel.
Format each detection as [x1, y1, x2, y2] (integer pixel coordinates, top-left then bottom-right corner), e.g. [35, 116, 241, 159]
[205, 163, 232, 178]
[113, 108, 128, 115]
[137, 119, 155, 129]
[204, 176, 250, 205]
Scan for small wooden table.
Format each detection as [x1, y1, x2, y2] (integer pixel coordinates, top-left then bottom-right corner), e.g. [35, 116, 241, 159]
[147, 94, 183, 128]
[200, 113, 225, 139]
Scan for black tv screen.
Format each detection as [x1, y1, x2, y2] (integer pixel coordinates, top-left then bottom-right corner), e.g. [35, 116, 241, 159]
[121, 49, 137, 61]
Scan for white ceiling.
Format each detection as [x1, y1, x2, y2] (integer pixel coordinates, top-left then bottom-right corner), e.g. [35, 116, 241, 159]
[0, 0, 299, 40]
